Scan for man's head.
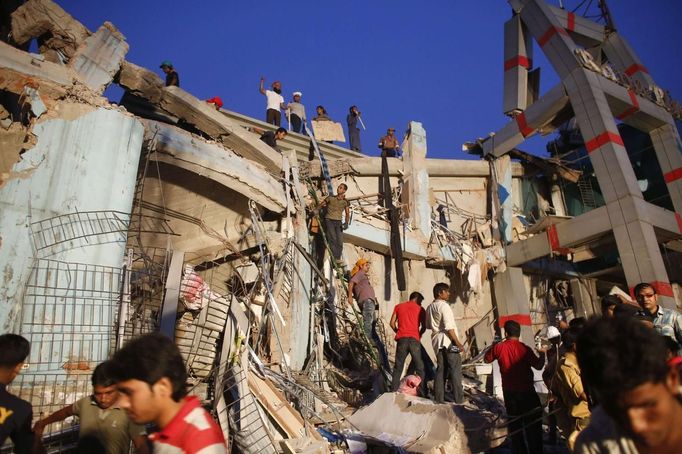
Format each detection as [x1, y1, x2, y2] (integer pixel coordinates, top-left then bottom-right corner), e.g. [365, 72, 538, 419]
[503, 320, 521, 339]
[634, 282, 658, 315]
[349, 105, 358, 114]
[0, 334, 30, 384]
[409, 292, 425, 305]
[91, 361, 119, 409]
[433, 282, 450, 300]
[601, 295, 621, 317]
[316, 105, 326, 115]
[337, 183, 347, 196]
[293, 91, 302, 102]
[577, 316, 681, 449]
[111, 333, 188, 425]
[387, 128, 395, 136]
[271, 80, 282, 94]
[274, 127, 287, 140]
[159, 60, 173, 74]
[561, 324, 582, 352]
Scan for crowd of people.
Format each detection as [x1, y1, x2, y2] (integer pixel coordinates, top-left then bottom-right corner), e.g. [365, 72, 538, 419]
[0, 333, 227, 454]
[157, 63, 402, 157]
[368, 275, 682, 454]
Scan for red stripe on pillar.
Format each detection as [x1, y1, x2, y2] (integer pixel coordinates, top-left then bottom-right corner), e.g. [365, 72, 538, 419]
[652, 281, 674, 298]
[617, 90, 640, 120]
[499, 314, 533, 327]
[664, 167, 682, 183]
[676, 212, 682, 234]
[567, 12, 576, 31]
[538, 26, 568, 47]
[624, 63, 649, 76]
[547, 225, 561, 251]
[515, 112, 534, 137]
[585, 131, 624, 153]
[504, 55, 532, 71]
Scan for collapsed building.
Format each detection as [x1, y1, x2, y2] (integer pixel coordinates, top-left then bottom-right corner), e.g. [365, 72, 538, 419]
[1, 0, 681, 452]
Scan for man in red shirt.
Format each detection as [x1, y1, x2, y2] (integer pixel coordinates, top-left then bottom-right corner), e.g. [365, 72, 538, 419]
[111, 333, 227, 454]
[485, 320, 546, 454]
[390, 292, 426, 391]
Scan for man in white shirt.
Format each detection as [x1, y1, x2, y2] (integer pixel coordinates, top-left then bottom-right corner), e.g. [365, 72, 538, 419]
[426, 282, 466, 404]
[259, 77, 286, 126]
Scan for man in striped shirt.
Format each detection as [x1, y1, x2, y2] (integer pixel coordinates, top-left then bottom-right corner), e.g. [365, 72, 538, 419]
[112, 333, 226, 454]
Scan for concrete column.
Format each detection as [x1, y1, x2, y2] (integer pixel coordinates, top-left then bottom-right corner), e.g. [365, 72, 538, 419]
[564, 67, 675, 308]
[493, 267, 533, 345]
[649, 123, 682, 215]
[402, 121, 431, 238]
[503, 15, 533, 115]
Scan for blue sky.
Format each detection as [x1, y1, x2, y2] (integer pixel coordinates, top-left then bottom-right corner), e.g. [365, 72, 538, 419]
[62, 0, 682, 159]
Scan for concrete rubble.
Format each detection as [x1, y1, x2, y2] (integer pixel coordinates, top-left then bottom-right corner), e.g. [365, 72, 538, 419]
[1, 0, 681, 453]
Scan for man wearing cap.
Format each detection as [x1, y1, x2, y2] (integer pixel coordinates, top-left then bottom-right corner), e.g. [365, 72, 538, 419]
[259, 77, 286, 126]
[378, 128, 400, 157]
[287, 92, 306, 134]
[159, 61, 179, 87]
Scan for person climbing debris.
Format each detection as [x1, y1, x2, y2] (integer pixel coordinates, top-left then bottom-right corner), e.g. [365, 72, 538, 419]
[348, 258, 378, 342]
[159, 60, 179, 87]
[318, 183, 350, 262]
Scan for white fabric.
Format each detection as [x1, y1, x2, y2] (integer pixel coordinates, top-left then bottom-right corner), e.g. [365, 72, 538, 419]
[265, 90, 284, 111]
[426, 299, 460, 351]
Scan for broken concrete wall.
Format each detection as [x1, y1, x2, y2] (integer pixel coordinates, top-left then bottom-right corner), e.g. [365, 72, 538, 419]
[0, 103, 143, 343]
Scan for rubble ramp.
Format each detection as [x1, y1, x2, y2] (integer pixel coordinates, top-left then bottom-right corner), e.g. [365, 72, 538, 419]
[348, 392, 506, 453]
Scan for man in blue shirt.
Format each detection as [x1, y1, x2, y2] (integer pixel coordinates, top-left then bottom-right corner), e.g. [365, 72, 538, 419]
[634, 282, 682, 355]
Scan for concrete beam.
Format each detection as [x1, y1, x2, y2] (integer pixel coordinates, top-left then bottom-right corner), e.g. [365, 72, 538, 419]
[597, 75, 668, 132]
[506, 206, 612, 266]
[482, 84, 570, 157]
[69, 22, 128, 94]
[141, 120, 286, 212]
[116, 62, 282, 173]
[546, 3, 605, 47]
[303, 157, 526, 178]
[0, 41, 73, 95]
[344, 217, 428, 260]
[11, 0, 90, 60]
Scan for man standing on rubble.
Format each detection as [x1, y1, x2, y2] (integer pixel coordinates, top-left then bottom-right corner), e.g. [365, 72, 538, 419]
[426, 283, 466, 404]
[378, 128, 400, 157]
[348, 258, 378, 342]
[634, 282, 682, 355]
[287, 92, 306, 133]
[160, 61, 179, 87]
[259, 77, 286, 126]
[347, 106, 362, 152]
[485, 320, 546, 454]
[390, 292, 426, 392]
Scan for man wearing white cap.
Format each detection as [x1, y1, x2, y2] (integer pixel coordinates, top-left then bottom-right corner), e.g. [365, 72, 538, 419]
[287, 91, 306, 134]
